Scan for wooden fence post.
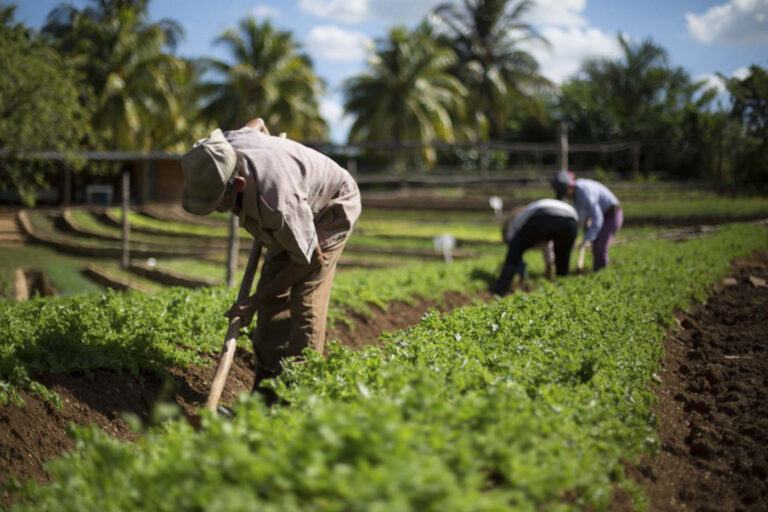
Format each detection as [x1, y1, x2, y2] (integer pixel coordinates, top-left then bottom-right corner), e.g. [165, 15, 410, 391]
[558, 121, 569, 171]
[226, 212, 239, 288]
[13, 268, 28, 301]
[121, 168, 130, 268]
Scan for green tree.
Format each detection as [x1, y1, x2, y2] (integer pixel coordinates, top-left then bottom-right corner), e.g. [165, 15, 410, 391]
[561, 36, 677, 142]
[721, 65, 768, 189]
[559, 35, 716, 177]
[201, 17, 327, 140]
[42, 0, 190, 150]
[578, 36, 694, 140]
[343, 25, 467, 169]
[433, 0, 549, 140]
[0, 4, 90, 205]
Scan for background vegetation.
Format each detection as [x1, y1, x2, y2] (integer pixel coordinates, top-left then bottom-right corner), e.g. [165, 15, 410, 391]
[1, 0, 767, 200]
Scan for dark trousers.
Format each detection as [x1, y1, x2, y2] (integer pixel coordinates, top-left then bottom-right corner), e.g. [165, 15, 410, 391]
[493, 215, 578, 294]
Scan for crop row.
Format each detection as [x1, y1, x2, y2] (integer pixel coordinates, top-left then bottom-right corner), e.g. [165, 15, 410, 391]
[0, 248, 504, 405]
[5, 224, 767, 511]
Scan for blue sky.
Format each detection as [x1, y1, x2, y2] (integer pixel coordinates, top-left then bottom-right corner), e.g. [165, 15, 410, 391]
[13, 0, 768, 142]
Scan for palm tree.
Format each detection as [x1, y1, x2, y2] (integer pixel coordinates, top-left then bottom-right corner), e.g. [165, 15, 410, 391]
[579, 35, 686, 140]
[201, 17, 327, 140]
[343, 25, 468, 169]
[432, 0, 549, 140]
[43, 0, 189, 150]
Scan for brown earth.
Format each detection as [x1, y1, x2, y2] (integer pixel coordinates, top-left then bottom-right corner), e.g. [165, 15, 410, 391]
[612, 250, 768, 512]
[0, 289, 488, 508]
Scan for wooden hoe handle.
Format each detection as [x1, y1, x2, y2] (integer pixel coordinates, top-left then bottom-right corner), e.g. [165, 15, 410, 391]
[205, 240, 263, 413]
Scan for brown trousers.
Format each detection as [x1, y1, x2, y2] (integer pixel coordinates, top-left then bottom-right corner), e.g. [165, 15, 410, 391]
[251, 240, 346, 374]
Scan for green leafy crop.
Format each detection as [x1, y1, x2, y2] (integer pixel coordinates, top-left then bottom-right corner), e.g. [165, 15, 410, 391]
[6, 224, 767, 511]
[0, 250, 504, 405]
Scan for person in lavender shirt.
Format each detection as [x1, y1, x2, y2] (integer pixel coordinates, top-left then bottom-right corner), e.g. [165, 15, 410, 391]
[551, 171, 623, 271]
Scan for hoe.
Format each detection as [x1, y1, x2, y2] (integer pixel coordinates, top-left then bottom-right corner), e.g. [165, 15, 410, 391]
[205, 240, 263, 414]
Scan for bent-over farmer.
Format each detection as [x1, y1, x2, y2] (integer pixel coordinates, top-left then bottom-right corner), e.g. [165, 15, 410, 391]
[491, 198, 578, 295]
[551, 171, 622, 271]
[181, 119, 361, 394]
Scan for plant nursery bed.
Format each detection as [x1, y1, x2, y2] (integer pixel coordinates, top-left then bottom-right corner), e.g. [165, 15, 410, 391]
[2, 245, 766, 510]
[0, 289, 486, 508]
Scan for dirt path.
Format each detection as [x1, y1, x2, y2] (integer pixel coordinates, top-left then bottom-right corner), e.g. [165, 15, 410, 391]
[612, 250, 768, 511]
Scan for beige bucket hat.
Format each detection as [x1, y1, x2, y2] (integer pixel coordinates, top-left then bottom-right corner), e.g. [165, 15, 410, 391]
[181, 128, 237, 215]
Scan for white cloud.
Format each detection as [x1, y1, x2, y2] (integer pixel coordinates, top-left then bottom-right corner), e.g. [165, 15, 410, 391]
[306, 26, 372, 61]
[251, 5, 281, 19]
[686, 0, 768, 45]
[526, 0, 587, 27]
[696, 67, 753, 94]
[697, 73, 728, 94]
[368, 0, 444, 24]
[527, 26, 622, 84]
[299, 0, 369, 23]
[732, 66, 752, 79]
[299, 0, 443, 24]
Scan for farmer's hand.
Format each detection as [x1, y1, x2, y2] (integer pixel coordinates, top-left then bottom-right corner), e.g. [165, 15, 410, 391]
[224, 298, 259, 326]
[577, 244, 587, 271]
[246, 117, 270, 135]
[312, 244, 327, 266]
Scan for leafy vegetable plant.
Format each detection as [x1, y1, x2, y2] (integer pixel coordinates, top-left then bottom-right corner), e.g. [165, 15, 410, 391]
[5, 224, 767, 511]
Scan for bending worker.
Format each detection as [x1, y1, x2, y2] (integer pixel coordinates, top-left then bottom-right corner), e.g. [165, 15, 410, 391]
[551, 171, 622, 271]
[491, 198, 578, 295]
[181, 119, 361, 393]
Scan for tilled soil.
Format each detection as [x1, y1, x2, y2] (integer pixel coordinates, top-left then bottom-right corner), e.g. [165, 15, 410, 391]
[613, 250, 768, 512]
[0, 289, 487, 507]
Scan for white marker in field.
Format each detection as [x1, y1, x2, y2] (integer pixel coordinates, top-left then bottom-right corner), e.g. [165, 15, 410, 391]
[434, 234, 456, 264]
[489, 196, 503, 218]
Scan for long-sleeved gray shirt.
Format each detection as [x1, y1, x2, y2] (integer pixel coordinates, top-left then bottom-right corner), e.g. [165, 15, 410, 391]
[573, 179, 619, 242]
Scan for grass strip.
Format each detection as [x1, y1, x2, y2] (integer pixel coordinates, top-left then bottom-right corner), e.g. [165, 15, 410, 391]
[0, 245, 103, 298]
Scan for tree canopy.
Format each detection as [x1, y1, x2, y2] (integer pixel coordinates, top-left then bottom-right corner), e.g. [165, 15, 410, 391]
[0, 0, 766, 189]
[343, 24, 467, 168]
[201, 17, 327, 140]
[558, 34, 722, 178]
[721, 66, 768, 188]
[432, 0, 550, 139]
[43, 0, 192, 151]
[0, 4, 90, 205]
